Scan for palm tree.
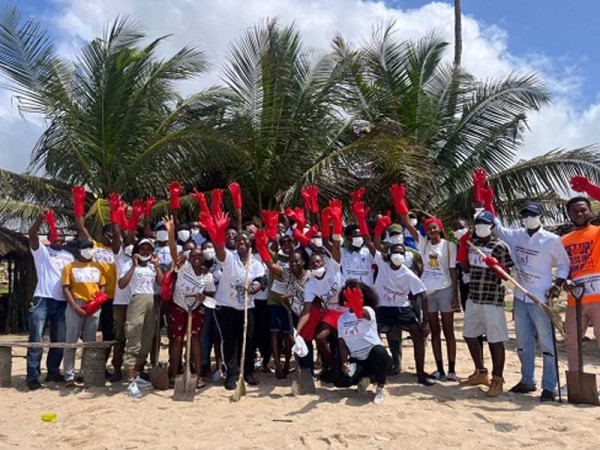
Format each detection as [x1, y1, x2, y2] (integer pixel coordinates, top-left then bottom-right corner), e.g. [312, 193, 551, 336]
[454, 0, 462, 67]
[0, 5, 230, 234]
[302, 24, 600, 223]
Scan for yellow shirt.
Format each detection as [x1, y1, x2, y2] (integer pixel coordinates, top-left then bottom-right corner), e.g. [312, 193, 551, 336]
[62, 261, 106, 302]
[93, 241, 117, 299]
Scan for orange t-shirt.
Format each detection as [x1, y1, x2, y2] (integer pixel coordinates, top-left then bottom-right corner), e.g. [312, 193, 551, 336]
[561, 224, 600, 306]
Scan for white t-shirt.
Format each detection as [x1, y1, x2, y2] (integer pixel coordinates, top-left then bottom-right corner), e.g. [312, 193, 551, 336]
[192, 233, 207, 247]
[173, 261, 216, 311]
[417, 237, 456, 293]
[154, 244, 181, 270]
[129, 264, 157, 295]
[373, 253, 427, 307]
[340, 246, 374, 286]
[304, 258, 343, 311]
[31, 244, 74, 301]
[113, 249, 132, 306]
[215, 251, 266, 310]
[337, 306, 382, 360]
[253, 254, 269, 301]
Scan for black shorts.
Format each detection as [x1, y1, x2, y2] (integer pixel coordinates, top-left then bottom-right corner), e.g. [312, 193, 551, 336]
[376, 306, 418, 332]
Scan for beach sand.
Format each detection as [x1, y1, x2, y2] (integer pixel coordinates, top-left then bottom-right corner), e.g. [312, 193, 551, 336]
[1, 311, 599, 450]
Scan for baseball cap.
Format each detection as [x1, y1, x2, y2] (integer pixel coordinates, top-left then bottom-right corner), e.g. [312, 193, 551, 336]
[474, 210, 494, 224]
[520, 201, 543, 216]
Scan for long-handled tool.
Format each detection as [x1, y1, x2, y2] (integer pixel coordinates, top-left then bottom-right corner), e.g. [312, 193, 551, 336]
[231, 256, 252, 402]
[566, 284, 599, 406]
[149, 301, 169, 390]
[284, 304, 315, 396]
[550, 322, 562, 403]
[173, 305, 197, 402]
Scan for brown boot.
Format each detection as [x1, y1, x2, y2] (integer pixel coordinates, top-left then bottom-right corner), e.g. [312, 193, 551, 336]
[485, 375, 504, 397]
[460, 369, 491, 386]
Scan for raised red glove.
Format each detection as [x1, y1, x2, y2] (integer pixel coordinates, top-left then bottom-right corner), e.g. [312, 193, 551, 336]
[351, 200, 370, 235]
[457, 233, 470, 266]
[294, 225, 318, 247]
[144, 196, 155, 217]
[306, 185, 319, 214]
[374, 213, 392, 237]
[71, 186, 86, 217]
[116, 203, 128, 229]
[210, 189, 224, 217]
[254, 229, 272, 263]
[108, 193, 121, 223]
[328, 199, 343, 236]
[191, 188, 210, 216]
[213, 211, 230, 248]
[261, 210, 279, 240]
[285, 207, 306, 231]
[82, 291, 110, 316]
[570, 175, 600, 201]
[301, 187, 313, 212]
[472, 168, 488, 204]
[389, 183, 409, 215]
[483, 256, 508, 281]
[349, 187, 366, 204]
[321, 208, 333, 239]
[481, 183, 496, 216]
[228, 182, 242, 210]
[169, 181, 182, 210]
[42, 210, 58, 243]
[199, 212, 218, 243]
[127, 199, 144, 232]
[343, 287, 364, 319]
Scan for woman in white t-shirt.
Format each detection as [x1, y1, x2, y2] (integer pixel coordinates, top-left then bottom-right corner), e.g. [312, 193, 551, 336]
[404, 215, 459, 382]
[336, 281, 391, 405]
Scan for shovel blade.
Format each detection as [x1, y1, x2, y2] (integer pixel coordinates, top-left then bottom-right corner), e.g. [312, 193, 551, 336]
[173, 371, 197, 402]
[566, 370, 600, 406]
[149, 364, 169, 391]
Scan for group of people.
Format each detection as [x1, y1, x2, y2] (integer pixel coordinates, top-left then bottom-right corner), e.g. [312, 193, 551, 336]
[24, 172, 600, 405]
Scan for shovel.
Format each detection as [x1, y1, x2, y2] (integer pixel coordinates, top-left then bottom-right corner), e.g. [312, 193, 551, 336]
[285, 305, 315, 396]
[173, 306, 197, 402]
[566, 284, 599, 406]
[149, 301, 169, 390]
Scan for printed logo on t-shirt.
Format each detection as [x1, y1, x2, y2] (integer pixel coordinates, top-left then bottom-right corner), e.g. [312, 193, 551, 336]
[49, 252, 73, 273]
[564, 241, 593, 273]
[72, 267, 101, 283]
[95, 247, 114, 264]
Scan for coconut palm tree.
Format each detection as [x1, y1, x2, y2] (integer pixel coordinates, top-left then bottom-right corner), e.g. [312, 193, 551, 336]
[0, 5, 230, 234]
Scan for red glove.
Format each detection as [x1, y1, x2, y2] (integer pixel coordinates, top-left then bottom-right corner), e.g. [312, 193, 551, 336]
[108, 193, 121, 223]
[351, 200, 370, 235]
[42, 210, 58, 243]
[328, 199, 343, 235]
[169, 181, 182, 210]
[71, 186, 86, 217]
[389, 183, 409, 215]
[457, 232, 470, 266]
[254, 229, 272, 263]
[82, 291, 110, 316]
[349, 187, 366, 204]
[306, 185, 319, 214]
[343, 287, 364, 319]
[199, 212, 218, 243]
[294, 225, 318, 247]
[127, 199, 144, 232]
[374, 213, 392, 237]
[285, 207, 306, 231]
[144, 197, 155, 217]
[301, 187, 313, 212]
[481, 183, 496, 216]
[321, 208, 332, 239]
[472, 168, 488, 204]
[261, 210, 279, 240]
[571, 175, 600, 201]
[191, 188, 210, 216]
[228, 182, 242, 210]
[116, 203, 128, 229]
[213, 211, 230, 248]
[210, 189, 224, 217]
[483, 256, 508, 281]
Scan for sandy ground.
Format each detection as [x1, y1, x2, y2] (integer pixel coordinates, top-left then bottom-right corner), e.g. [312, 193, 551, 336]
[1, 312, 600, 450]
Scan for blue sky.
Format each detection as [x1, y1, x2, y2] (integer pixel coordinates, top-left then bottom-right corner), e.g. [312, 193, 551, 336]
[1, 0, 599, 173]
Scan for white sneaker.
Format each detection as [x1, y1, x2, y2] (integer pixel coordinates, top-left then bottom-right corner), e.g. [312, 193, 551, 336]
[374, 387, 385, 405]
[212, 370, 223, 382]
[134, 376, 152, 389]
[358, 377, 370, 396]
[127, 381, 142, 398]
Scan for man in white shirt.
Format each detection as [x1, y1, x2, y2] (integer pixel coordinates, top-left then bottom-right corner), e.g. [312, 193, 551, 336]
[27, 212, 74, 390]
[340, 224, 374, 286]
[493, 201, 570, 402]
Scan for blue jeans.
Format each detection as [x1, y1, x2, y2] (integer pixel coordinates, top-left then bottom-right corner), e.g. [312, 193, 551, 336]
[514, 298, 557, 391]
[26, 297, 67, 382]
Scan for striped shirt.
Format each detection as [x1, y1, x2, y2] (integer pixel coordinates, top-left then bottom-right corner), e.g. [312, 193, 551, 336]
[468, 237, 513, 306]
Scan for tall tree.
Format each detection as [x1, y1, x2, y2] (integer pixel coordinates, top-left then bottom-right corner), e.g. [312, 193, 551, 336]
[454, 0, 462, 67]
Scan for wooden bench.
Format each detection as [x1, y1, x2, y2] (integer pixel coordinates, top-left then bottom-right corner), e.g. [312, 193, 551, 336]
[0, 341, 116, 388]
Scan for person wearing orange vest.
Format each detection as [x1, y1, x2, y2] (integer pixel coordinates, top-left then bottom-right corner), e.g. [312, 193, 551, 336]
[562, 176, 600, 372]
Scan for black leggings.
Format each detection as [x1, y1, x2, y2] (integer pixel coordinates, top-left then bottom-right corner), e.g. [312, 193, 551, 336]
[215, 306, 255, 380]
[335, 345, 391, 387]
[251, 300, 271, 366]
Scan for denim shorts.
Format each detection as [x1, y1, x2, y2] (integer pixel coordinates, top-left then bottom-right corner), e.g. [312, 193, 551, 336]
[267, 304, 292, 334]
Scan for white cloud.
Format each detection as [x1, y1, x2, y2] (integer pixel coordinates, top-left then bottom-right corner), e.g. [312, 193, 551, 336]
[1, 0, 598, 173]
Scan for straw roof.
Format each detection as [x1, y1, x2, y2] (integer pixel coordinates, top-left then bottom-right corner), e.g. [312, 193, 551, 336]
[0, 227, 29, 257]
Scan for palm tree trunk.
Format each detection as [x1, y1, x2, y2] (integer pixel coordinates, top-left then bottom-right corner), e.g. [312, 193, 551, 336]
[454, 0, 462, 67]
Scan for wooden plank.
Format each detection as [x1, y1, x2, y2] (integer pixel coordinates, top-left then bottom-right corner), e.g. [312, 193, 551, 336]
[0, 341, 116, 349]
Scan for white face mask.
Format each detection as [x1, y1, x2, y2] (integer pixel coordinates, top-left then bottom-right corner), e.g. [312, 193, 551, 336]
[453, 228, 468, 240]
[390, 253, 405, 266]
[351, 237, 364, 248]
[475, 224, 493, 238]
[178, 230, 191, 242]
[191, 228, 200, 236]
[522, 216, 541, 230]
[388, 234, 404, 245]
[312, 266, 326, 278]
[409, 218, 418, 227]
[80, 248, 95, 260]
[311, 238, 323, 247]
[182, 250, 191, 259]
[124, 245, 134, 257]
[202, 248, 216, 261]
[137, 254, 151, 262]
[156, 230, 169, 242]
